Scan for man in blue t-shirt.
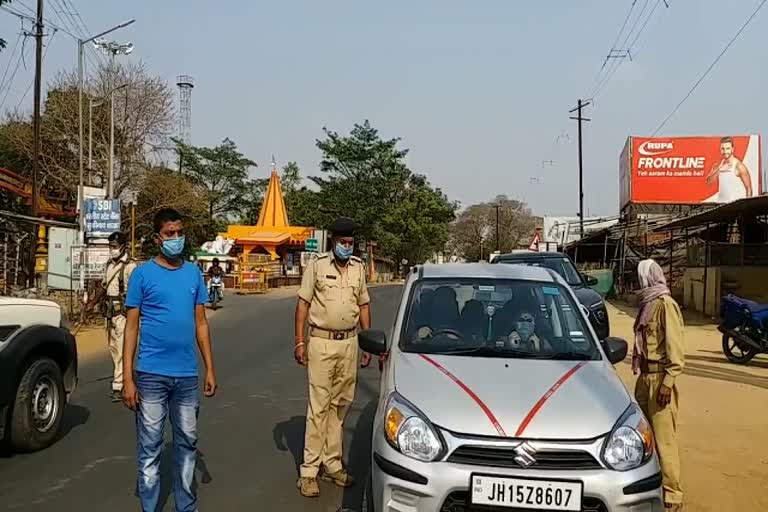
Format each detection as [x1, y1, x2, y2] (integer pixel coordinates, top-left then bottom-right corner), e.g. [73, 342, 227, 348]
[122, 208, 217, 512]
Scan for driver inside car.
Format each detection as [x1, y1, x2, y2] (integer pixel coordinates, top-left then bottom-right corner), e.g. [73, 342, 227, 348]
[416, 286, 460, 341]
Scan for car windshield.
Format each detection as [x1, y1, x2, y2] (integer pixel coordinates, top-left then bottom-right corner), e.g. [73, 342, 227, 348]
[498, 257, 582, 286]
[401, 279, 600, 360]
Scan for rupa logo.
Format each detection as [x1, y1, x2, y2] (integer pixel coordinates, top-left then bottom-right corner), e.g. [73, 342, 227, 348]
[638, 140, 674, 156]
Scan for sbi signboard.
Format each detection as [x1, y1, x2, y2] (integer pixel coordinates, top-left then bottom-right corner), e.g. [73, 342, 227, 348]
[84, 199, 121, 238]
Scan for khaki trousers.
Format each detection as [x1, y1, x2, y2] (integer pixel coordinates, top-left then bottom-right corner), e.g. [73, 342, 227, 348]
[107, 314, 126, 392]
[635, 373, 683, 505]
[300, 335, 359, 478]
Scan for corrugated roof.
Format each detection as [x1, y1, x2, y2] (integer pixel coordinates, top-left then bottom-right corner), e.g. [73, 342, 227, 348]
[654, 195, 768, 231]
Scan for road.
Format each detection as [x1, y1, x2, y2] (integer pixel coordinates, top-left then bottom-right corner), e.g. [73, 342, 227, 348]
[0, 286, 403, 512]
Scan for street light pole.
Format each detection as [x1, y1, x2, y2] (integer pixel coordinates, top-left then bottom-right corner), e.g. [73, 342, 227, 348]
[109, 72, 115, 199]
[88, 98, 102, 171]
[76, 19, 135, 292]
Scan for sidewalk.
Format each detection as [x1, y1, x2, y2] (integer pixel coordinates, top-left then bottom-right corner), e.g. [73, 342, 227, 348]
[606, 301, 768, 512]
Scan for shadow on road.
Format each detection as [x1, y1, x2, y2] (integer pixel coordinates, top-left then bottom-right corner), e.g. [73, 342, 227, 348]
[693, 350, 768, 369]
[0, 404, 91, 459]
[341, 399, 377, 511]
[60, 403, 90, 437]
[273, 416, 306, 474]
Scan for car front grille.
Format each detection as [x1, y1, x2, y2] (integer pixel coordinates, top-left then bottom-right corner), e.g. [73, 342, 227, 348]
[440, 491, 608, 512]
[446, 445, 602, 470]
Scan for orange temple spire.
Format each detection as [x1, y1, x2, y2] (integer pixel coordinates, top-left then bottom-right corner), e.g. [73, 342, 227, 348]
[256, 156, 289, 228]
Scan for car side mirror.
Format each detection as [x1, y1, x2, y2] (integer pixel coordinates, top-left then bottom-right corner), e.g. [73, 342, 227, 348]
[359, 329, 387, 355]
[601, 337, 628, 365]
[581, 273, 598, 286]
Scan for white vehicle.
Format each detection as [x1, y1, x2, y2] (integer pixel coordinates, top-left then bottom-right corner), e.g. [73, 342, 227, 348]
[359, 263, 662, 511]
[0, 296, 78, 452]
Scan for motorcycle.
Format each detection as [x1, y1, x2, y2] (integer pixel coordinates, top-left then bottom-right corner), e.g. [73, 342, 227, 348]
[718, 294, 768, 364]
[208, 275, 224, 310]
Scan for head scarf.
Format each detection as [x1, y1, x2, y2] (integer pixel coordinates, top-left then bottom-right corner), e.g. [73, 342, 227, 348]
[632, 259, 670, 373]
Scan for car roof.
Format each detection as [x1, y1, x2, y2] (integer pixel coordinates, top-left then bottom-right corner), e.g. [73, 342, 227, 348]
[495, 251, 567, 260]
[416, 263, 560, 283]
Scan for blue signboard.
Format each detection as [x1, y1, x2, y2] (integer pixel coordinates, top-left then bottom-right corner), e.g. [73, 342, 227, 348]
[84, 199, 121, 238]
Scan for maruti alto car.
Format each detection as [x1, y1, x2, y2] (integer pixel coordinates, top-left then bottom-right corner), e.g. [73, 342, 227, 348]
[359, 264, 663, 512]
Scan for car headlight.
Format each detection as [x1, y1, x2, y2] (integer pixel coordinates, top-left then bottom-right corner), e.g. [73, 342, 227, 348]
[384, 392, 444, 462]
[602, 403, 654, 471]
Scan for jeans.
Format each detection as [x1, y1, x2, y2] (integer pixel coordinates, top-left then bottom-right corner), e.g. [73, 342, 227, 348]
[135, 372, 200, 512]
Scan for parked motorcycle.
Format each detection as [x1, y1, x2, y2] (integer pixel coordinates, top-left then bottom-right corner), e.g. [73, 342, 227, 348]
[208, 275, 224, 310]
[718, 294, 768, 364]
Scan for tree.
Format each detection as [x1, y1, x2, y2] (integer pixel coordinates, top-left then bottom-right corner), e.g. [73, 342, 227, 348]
[310, 120, 456, 263]
[173, 137, 257, 231]
[281, 161, 320, 227]
[450, 195, 536, 262]
[132, 167, 209, 255]
[0, 61, 175, 199]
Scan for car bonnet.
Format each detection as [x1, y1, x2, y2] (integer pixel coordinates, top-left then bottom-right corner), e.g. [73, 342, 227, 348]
[394, 352, 631, 439]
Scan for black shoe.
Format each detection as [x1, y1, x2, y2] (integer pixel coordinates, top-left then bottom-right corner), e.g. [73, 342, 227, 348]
[111, 390, 122, 402]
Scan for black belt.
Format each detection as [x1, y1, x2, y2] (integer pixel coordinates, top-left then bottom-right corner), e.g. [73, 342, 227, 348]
[310, 327, 356, 340]
[640, 360, 666, 374]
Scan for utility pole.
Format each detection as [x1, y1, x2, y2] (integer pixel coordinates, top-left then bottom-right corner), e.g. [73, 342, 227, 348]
[494, 204, 500, 252]
[28, 0, 44, 286]
[569, 99, 591, 238]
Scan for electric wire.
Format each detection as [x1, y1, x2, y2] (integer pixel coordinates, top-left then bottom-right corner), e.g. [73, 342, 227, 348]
[652, 0, 768, 135]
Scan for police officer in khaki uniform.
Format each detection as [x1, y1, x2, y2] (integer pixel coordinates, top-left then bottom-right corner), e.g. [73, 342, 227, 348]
[294, 217, 371, 498]
[102, 232, 137, 402]
[632, 259, 685, 511]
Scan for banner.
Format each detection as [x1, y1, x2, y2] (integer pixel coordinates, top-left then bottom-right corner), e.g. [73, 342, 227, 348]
[84, 199, 121, 238]
[620, 135, 762, 207]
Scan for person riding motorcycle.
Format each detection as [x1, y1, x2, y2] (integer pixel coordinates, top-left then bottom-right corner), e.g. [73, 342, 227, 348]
[207, 258, 225, 303]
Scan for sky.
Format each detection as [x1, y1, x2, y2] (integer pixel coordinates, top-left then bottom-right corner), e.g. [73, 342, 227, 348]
[0, 0, 766, 218]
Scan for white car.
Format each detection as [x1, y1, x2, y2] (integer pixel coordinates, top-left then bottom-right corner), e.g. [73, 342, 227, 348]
[359, 263, 662, 512]
[0, 296, 78, 452]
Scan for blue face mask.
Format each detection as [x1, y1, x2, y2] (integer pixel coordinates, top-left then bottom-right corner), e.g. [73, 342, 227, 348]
[516, 320, 534, 341]
[334, 243, 353, 261]
[161, 236, 185, 259]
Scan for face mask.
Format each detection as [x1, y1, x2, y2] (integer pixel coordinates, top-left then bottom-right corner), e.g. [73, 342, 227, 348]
[160, 236, 185, 259]
[516, 320, 534, 341]
[334, 243, 353, 261]
[109, 248, 123, 260]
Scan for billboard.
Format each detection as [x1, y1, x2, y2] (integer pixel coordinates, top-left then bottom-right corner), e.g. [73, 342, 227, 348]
[620, 135, 762, 208]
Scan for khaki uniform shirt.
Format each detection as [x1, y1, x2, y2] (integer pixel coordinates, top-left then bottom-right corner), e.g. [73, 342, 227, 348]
[104, 254, 137, 298]
[298, 253, 370, 331]
[644, 295, 685, 388]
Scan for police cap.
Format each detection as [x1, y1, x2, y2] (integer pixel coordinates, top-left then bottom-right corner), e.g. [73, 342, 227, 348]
[328, 217, 358, 237]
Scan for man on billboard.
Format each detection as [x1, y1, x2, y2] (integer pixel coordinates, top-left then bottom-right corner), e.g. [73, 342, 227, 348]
[705, 136, 752, 202]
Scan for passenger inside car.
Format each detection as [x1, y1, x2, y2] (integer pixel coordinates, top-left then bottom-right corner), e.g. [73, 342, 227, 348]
[459, 299, 487, 343]
[503, 310, 553, 352]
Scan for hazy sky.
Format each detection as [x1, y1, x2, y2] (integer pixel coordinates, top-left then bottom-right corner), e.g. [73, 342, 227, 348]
[0, 0, 766, 217]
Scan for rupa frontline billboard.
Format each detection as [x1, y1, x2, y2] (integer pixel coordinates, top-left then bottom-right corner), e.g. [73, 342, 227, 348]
[619, 135, 762, 209]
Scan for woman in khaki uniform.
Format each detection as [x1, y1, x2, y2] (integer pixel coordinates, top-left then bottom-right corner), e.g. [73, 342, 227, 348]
[632, 259, 685, 512]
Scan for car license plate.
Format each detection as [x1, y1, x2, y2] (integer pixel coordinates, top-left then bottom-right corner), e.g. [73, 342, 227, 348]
[470, 474, 582, 511]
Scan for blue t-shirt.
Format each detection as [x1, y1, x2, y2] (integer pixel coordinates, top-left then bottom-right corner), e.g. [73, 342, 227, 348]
[125, 259, 209, 377]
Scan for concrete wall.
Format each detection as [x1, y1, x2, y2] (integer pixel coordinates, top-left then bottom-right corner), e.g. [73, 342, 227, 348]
[683, 266, 768, 316]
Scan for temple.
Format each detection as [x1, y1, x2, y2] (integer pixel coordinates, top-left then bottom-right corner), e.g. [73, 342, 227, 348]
[222, 161, 313, 260]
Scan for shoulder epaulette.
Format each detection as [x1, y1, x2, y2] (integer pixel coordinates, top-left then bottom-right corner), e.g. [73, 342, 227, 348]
[350, 255, 363, 263]
[316, 252, 330, 260]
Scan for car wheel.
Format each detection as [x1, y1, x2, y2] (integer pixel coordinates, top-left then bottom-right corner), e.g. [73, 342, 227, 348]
[9, 358, 65, 452]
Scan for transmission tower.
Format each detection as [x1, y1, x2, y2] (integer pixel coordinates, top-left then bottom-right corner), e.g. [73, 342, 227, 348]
[176, 75, 194, 144]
